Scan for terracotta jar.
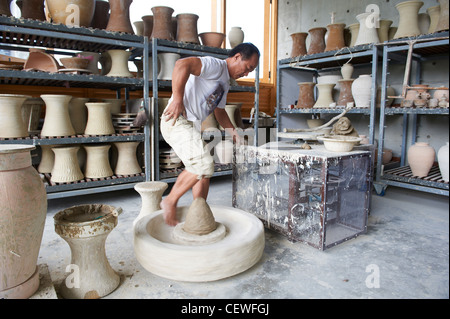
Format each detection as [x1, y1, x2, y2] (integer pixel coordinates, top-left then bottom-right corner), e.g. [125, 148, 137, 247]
[228, 26, 245, 48]
[393, 0, 424, 39]
[377, 19, 393, 43]
[83, 144, 113, 178]
[91, 0, 110, 29]
[134, 182, 168, 225]
[105, 49, 132, 77]
[51, 146, 84, 182]
[151, 6, 174, 40]
[19, 0, 46, 20]
[307, 27, 326, 55]
[337, 79, 355, 107]
[37, 144, 55, 173]
[133, 20, 143, 35]
[355, 12, 379, 46]
[437, 142, 449, 182]
[105, 0, 134, 34]
[313, 83, 335, 108]
[435, 0, 449, 32]
[141, 15, 153, 37]
[40, 94, 76, 137]
[382, 148, 393, 164]
[348, 23, 360, 47]
[46, 0, 96, 27]
[290, 32, 308, 58]
[0, 0, 12, 16]
[296, 82, 315, 109]
[69, 97, 89, 134]
[113, 141, 142, 175]
[176, 13, 200, 44]
[351, 74, 372, 108]
[325, 23, 346, 52]
[427, 5, 441, 33]
[199, 32, 226, 48]
[0, 94, 31, 138]
[407, 142, 435, 177]
[84, 102, 115, 135]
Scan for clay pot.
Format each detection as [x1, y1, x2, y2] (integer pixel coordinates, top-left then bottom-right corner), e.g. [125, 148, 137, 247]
[219, 104, 239, 130]
[0, 0, 12, 16]
[91, 0, 110, 29]
[84, 102, 115, 135]
[157, 53, 180, 80]
[348, 23, 359, 47]
[113, 141, 142, 175]
[141, 15, 153, 37]
[377, 19, 393, 43]
[433, 88, 449, 101]
[78, 51, 100, 74]
[337, 79, 354, 107]
[388, 27, 397, 40]
[68, 97, 89, 134]
[199, 32, 226, 48]
[134, 182, 168, 225]
[60, 57, 90, 69]
[176, 13, 200, 44]
[307, 27, 326, 55]
[51, 146, 84, 182]
[351, 74, 372, 108]
[290, 32, 308, 58]
[0, 145, 47, 299]
[354, 12, 379, 46]
[37, 144, 55, 173]
[83, 144, 113, 178]
[24, 49, 60, 72]
[418, 13, 430, 34]
[407, 142, 435, 177]
[105, 49, 132, 77]
[393, 0, 424, 39]
[99, 51, 111, 75]
[382, 148, 393, 164]
[436, 0, 449, 32]
[151, 6, 174, 40]
[325, 23, 346, 52]
[40, 94, 75, 137]
[0, 94, 31, 138]
[105, 0, 134, 34]
[228, 26, 244, 48]
[54, 204, 122, 299]
[103, 98, 123, 114]
[340, 63, 353, 80]
[306, 118, 324, 128]
[46, 0, 95, 27]
[437, 142, 449, 182]
[19, 0, 46, 20]
[296, 82, 315, 109]
[313, 83, 335, 108]
[133, 20, 143, 35]
[427, 5, 441, 33]
[215, 140, 234, 164]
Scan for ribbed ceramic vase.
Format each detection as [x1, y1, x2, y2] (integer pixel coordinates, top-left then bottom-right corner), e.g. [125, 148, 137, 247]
[151, 6, 174, 40]
[40, 95, 76, 137]
[84, 144, 113, 178]
[393, 0, 424, 39]
[105, 0, 134, 33]
[19, 0, 46, 20]
[348, 23, 359, 47]
[313, 83, 335, 108]
[354, 12, 379, 45]
[325, 23, 346, 52]
[158, 53, 180, 80]
[296, 82, 315, 109]
[0, 94, 30, 138]
[0, 145, 47, 299]
[105, 49, 132, 77]
[351, 74, 372, 108]
[84, 102, 115, 135]
[176, 13, 200, 44]
[51, 146, 84, 182]
[228, 27, 244, 48]
[437, 142, 449, 182]
[436, 0, 449, 32]
[91, 0, 110, 29]
[307, 27, 326, 55]
[37, 144, 55, 173]
[46, 0, 95, 27]
[141, 15, 153, 37]
[407, 142, 435, 177]
[377, 20, 393, 43]
[337, 79, 355, 107]
[427, 5, 441, 33]
[134, 181, 168, 225]
[68, 97, 89, 134]
[290, 32, 308, 57]
[113, 141, 141, 175]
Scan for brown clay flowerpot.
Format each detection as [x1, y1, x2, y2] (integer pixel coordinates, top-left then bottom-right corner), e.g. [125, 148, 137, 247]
[307, 27, 326, 55]
[0, 0, 12, 16]
[46, 0, 96, 27]
[91, 0, 110, 29]
[105, 0, 134, 34]
[296, 82, 315, 109]
[337, 79, 355, 107]
[199, 32, 225, 48]
[176, 13, 200, 44]
[141, 15, 153, 37]
[151, 6, 174, 40]
[325, 23, 346, 52]
[19, 0, 46, 20]
[290, 32, 308, 58]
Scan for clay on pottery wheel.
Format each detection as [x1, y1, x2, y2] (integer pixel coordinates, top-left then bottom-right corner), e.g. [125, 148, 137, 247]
[182, 197, 217, 235]
[330, 116, 359, 137]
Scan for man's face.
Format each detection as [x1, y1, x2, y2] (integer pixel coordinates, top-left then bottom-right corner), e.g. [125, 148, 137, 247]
[228, 53, 259, 80]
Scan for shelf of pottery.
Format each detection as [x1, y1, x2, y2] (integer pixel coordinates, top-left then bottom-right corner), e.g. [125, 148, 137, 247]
[0, 4, 150, 199]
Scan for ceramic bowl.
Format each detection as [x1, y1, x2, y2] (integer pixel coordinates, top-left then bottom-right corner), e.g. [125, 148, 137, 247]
[199, 32, 226, 48]
[317, 135, 362, 152]
[60, 57, 90, 70]
[306, 119, 324, 128]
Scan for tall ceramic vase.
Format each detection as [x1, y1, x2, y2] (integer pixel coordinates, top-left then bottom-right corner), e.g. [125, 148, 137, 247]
[407, 142, 435, 177]
[40, 94, 76, 137]
[37, 144, 55, 173]
[0, 145, 47, 299]
[393, 0, 424, 39]
[307, 27, 326, 55]
[113, 141, 142, 175]
[325, 23, 346, 52]
[84, 102, 115, 135]
[103, 98, 123, 114]
[348, 23, 360, 47]
[313, 83, 335, 108]
[51, 146, 84, 182]
[427, 5, 441, 33]
[435, 0, 449, 32]
[83, 144, 113, 178]
[20, 0, 46, 20]
[351, 74, 372, 108]
[176, 13, 200, 44]
[105, 0, 134, 34]
[46, 0, 96, 27]
[158, 53, 180, 80]
[290, 32, 308, 58]
[337, 79, 355, 107]
[296, 82, 315, 109]
[91, 0, 110, 29]
[141, 15, 153, 37]
[68, 97, 89, 134]
[354, 12, 379, 45]
[105, 49, 132, 77]
[228, 26, 244, 48]
[151, 6, 174, 40]
[340, 63, 353, 80]
[437, 142, 449, 182]
[377, 20, 393, 43]
[0, 94, 30, 138]
[134, 181, 168, 225]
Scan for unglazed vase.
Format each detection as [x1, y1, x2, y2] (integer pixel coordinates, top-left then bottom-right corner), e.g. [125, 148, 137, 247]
[105, 49, 132, 77]
[418, 13, 430, 35]
[377, 20, 393, 43]
[296, 82, 315, 109]
[37, 144, 55, 173]
[290, 32, 308, 58]
[151, 6, 174, 40]
[46, 0, 95, 27]
[437, 142, 449, 182]
[351, 74, 372, 108]
[134, 181, 168, 225]
[325, 23, 346, 52]
[113, 141, 141, 175]
[105, 0, 134, 34]
[20, 0, 46, 20]
[40, 94, 76, 137]
[228, 26, 244, 48]
[84, 102, 115, 135]
[0, 94, 30, 138]
[340, 63, 353, 80]
[313, 83, 335, 108]
[78, 51, 100, 74]
[427, 5, 441, 33]
[68, 97, 89, 134]
[337, 79, 355, 107]
[176, 13, 200, 44]
[219, 104, 239, 130]
[407, 142, 435, 177]
[91, 0, 110, 29]
[199, 32, 226, 48]
[307, 27, 326, 55]
[354, 12, 379, 46]
[133, 20, 144, 35]
[54, 204, 122, 299]
[141, 15, 153, 37]
[393, 0, 424, 39]
[157, 53, 180, 80]
[388, 27, 397, 40]
[435, 0, 449, 32]
[51, 146, 84, 182]
[103, 98, 123, 114]
[348, 23, 359, 47]
[83, 144, 113, 178]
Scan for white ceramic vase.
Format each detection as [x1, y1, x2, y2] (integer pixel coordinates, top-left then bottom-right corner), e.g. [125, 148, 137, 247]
[393, 0, 424, 39]
[437, 142, 449, 182]
[83, 144, 113, 178]
[340, 63, 353, 80]
[84, 102, 115, 135]
[38, 144, 55, 173]
[228, 26, 244, 48]
[407, 142, 435, 177]
[51, 146, 84, 183]
[435, 0, 449, 32]
[69, 97, 89, 134]
[113, 141, 142, 176]
[105, 49, 133, 77]
[313, 83, 335, 108]
[0, 94, 30, 138]
[352, 74, 372, 108]
[219, 104, 238, 130]
[348, 23, 359, 47]
[157, 53, 180, 80]
[40, 95, 76, 137]
[354, 12, 380, 45]
[134, 181, 168, 225]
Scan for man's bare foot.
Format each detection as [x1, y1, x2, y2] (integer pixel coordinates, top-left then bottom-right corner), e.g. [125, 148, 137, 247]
[160, 198, 178, 226]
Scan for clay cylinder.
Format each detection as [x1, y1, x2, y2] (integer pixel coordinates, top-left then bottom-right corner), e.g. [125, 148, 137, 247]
[105, 49, 133, 77]
[313, 83, 335, 108]
[307, 27, 326, 55]
[51, 146, 84, 182]
[176, 13, 200, 44]
[337, 79, 355, 107]
[91, 0, 110, 29]
[0, 94, 31, 138]
[37, 144, 55, 173]
[0, 145, 47, 299]
[290, 32, 308, 58]
[427, 5, 441, 33]
[84, 102, 115, 135]
[435, 0, 449, 32]
[46, 0, 96, 27]
[393, 0, 424, 39]
[151, 6, 174, 40]
[83, 144, 113, 178]
[20, 0, 46, 20]
[296, 82, 315, 109]
[134, 181, 168, 224]
[40, 94, 76, 137]
[407, 142, 435, 177]
[105, 0, 133, 33]
[141, 15, 153, 37]
[325, 23, 346, 52]
[113, 141, 142, 175]
[377, 19, 393, 43]
[68, 97, 89, 134]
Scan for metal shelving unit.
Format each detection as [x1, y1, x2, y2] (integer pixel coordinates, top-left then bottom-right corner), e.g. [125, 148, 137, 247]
[148, 38, 260, 183]
[0, 16, 150, 199]
[375, 32, 449, 196]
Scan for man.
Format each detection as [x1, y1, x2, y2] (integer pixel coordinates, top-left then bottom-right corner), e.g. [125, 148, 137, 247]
[160, 42, 260, 226]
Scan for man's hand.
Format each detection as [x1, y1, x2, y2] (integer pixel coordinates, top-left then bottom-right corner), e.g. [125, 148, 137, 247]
[163, 100, 187, 125]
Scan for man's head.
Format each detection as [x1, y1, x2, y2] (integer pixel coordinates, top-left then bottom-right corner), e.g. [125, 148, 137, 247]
[226, 43, 260, 80]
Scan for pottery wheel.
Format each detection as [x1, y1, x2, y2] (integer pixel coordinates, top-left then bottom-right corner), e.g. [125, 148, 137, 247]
[133, 205, 265, 282]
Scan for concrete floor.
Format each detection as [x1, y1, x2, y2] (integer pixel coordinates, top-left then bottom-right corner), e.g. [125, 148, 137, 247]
[36, 176, 449, 299]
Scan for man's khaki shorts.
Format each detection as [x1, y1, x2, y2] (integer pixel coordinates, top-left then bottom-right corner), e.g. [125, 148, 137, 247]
[160, 114, 214, 179]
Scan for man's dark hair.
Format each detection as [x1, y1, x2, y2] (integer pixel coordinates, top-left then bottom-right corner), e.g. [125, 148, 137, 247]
[228, 42, 260, 60]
